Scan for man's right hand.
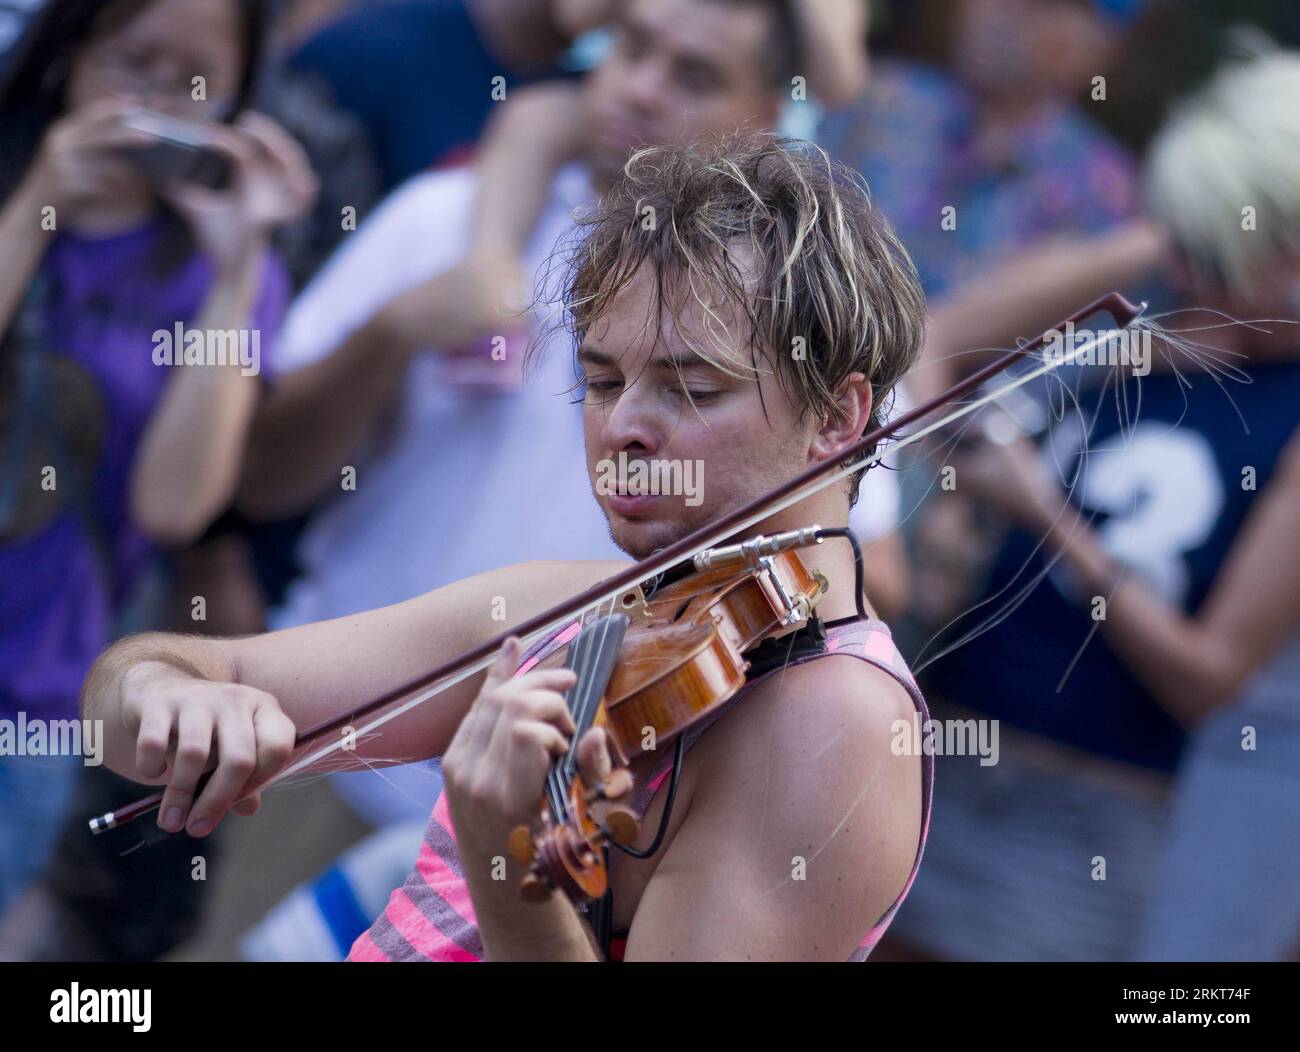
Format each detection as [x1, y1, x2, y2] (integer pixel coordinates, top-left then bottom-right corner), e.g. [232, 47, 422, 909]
[120, 661, 297, 837]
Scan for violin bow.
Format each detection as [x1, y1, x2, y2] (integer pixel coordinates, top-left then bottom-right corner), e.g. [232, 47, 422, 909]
[91, 292, 1144, 834]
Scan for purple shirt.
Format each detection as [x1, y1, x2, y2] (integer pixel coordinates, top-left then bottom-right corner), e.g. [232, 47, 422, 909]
[0, 218, 290, 719]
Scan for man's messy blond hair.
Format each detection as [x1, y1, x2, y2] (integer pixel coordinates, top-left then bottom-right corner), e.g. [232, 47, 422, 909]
[554, 133, 926, 505]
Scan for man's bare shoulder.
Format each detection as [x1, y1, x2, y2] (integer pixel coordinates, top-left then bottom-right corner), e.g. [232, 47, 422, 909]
[686, 650, 921, 852]
[638, 650, 924, 958]
[701, 651, 918, 759]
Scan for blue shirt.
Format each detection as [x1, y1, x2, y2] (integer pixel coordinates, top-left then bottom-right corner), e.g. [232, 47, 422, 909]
[927, 358, 1300, 772]
[289, 0, 569, 190]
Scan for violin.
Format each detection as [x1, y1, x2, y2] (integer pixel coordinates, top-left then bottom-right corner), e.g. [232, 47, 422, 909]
[507, 528, 830, 904]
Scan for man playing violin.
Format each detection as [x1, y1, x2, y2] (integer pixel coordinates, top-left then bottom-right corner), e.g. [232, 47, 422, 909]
[82, 135, 935, 962]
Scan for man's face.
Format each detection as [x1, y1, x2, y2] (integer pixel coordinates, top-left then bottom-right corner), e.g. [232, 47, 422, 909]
[582, 0, 782, 187]
[578, 263, 819, 559]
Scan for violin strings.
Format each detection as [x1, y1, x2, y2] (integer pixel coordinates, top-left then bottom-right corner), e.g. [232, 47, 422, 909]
[546, 624, 586, 819]
[566, 602, 612, 778]
[545, 594, 615, 821]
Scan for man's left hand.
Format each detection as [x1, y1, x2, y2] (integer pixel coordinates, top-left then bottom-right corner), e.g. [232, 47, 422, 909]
[443, 638, 616, 861]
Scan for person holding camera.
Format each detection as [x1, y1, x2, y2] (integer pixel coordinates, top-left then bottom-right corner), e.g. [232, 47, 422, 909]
[0, 0, 315, 917]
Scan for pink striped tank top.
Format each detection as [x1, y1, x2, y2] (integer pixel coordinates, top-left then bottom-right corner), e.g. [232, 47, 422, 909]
[348, 616, 935, 962]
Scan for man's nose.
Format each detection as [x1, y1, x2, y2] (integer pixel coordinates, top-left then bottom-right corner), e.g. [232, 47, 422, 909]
[599, 385, 662, 455]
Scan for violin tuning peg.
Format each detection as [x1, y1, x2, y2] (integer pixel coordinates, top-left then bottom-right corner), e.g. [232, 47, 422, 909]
[508, 825, 536, 864]
[599, 768, 634, 801]
[602, 807, 639, 846]
[520, 872, 553, 903]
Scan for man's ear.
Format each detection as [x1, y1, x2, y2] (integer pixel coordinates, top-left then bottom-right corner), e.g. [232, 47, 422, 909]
[809, 372, 873, 463]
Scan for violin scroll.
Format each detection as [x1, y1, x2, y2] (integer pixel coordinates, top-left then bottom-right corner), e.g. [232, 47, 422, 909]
[509, 769, 639, 903]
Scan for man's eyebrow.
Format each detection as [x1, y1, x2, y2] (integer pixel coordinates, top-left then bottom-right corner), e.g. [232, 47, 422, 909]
[649, 354, 720, 373]
[578, 344, 722, 373]
[577, 345, 616, 368]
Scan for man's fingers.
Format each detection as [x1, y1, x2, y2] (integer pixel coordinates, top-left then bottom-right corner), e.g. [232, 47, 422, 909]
[158, 706, 214, 832]
[187, 709, 259, 837]
[484, 636, 523, 686]
[513, 667, 577, 695]
[506, 687, 576, 736]
[448, 682, 495, 764]
[484, 692, 571, 782]
[510, 720, 571, 761]
[135, 704, 175, 780]
[251, 702, 297, 787]
[576, 727, 614, 787]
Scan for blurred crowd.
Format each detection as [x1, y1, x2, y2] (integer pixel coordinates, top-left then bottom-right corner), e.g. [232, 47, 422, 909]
[0, 0, 1297, 962]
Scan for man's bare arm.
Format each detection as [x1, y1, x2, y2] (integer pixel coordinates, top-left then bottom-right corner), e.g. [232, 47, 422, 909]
[82, 558, 628, 837]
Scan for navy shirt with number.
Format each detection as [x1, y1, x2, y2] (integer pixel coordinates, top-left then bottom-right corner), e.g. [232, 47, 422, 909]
[927, 358, 1300, 772]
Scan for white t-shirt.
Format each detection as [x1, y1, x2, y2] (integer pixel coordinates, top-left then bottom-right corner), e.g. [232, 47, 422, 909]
[270, 164, 622, 628]
[269, 163, 901, 630]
